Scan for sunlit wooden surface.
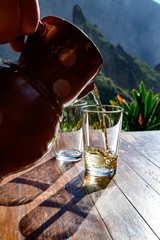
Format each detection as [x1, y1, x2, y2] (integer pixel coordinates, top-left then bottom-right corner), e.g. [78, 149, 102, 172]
[0, 131, 160, 240]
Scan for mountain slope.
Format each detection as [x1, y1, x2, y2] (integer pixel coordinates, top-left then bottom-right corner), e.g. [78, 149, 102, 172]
[72, 5, 160, 103]
[38, 0, 160, 67]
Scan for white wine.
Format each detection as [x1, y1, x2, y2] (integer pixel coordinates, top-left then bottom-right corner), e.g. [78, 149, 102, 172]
[92, 84, 108, 148]
[85, 146, 117, 176]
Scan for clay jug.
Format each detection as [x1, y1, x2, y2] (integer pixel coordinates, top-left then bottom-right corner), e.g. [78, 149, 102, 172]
[0, 16, 103, 180]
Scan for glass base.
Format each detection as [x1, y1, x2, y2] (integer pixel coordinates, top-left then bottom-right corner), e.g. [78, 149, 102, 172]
[86, 168, 116, 177]
[56, 150, 82, 161]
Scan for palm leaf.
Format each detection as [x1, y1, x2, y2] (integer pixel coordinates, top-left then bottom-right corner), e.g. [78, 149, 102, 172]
[147, 122, 160, 130]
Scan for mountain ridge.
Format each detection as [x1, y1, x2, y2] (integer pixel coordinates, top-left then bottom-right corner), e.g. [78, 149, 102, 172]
[37, 0, 160, 67]
[72, 5, 160, 103]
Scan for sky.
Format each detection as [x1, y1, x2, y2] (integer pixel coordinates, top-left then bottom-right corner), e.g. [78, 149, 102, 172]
[153, 0, 160, 4]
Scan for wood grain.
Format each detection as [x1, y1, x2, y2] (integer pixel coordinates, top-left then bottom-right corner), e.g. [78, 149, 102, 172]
[0, 131, 160, 239]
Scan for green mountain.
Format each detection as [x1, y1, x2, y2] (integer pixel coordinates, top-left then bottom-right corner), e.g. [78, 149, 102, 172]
[73, 5, 160, 104]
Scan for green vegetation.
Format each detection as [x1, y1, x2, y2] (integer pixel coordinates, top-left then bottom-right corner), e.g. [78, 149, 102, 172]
[110, 81, 160, 131]
[83, 72, 132, 105]
[133, 59, 160, 89]
[60, 108, 82, 132]
[94, 72, 132, 104]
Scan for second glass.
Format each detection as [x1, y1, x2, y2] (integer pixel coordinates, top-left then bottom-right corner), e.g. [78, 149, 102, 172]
[55, 100, 87, 161]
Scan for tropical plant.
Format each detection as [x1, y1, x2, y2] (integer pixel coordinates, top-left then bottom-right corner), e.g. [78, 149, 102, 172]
[110, 81, 160, 131]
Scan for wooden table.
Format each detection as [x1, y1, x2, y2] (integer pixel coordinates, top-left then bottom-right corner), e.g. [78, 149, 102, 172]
[0, 131, 160, 240]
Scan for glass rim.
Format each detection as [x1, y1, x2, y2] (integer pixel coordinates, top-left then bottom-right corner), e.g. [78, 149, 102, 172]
[71, 100, 88, 107]
[81, 105, 124, 113]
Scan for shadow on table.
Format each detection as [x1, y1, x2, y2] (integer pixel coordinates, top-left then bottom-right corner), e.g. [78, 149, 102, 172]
[19, 170, 113, 239]
[0, 154, 113, 239]
[0, 156, 75, 206]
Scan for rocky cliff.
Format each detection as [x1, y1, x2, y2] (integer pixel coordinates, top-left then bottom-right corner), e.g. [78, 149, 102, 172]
[73, 5, 160, 103]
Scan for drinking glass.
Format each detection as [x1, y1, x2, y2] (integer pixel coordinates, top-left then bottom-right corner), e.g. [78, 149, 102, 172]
[82, 105, 123, 176]
[55, 100, 87, 161]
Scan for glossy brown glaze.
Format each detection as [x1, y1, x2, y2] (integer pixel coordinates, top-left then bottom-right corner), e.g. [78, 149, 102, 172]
[0, 16, 103, 181]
